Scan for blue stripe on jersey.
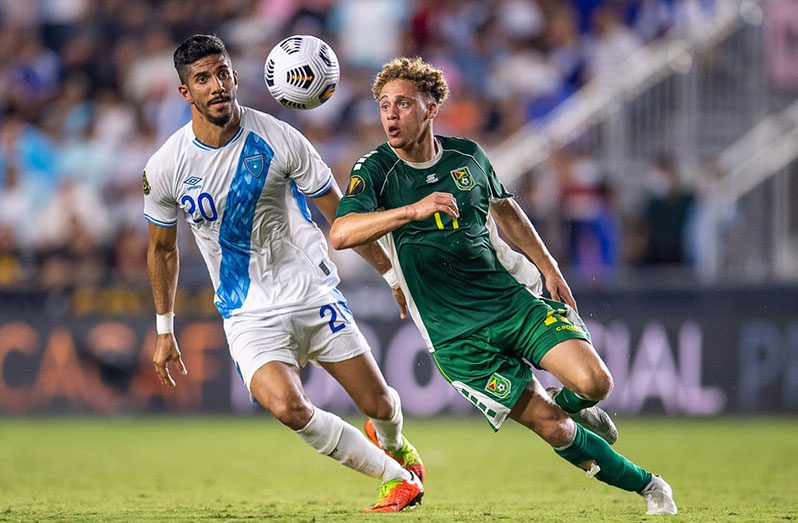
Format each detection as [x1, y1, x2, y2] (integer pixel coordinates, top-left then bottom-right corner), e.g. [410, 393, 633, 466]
[290, 181, 313, 223]
[144, 214, 177, 228]
[306, 176, 334, 198]
[215, 132, 274, 318]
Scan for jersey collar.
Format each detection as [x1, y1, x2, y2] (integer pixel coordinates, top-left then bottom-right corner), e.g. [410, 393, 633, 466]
[390, 137, 442, 169]
[192, 126, 245, 151]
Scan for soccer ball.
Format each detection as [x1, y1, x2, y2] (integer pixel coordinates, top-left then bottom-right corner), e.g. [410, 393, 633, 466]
[264, 35, 339, 110]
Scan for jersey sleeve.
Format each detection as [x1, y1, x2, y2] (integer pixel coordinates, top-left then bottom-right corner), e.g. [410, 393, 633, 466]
[142, 156, 178, 228]
[282, 123, 334, 198]
[477, 142, 513, 202]
[335, 155, 383, 218]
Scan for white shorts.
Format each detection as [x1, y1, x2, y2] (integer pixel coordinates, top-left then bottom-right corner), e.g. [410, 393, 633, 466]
[224, 299, 370, 393]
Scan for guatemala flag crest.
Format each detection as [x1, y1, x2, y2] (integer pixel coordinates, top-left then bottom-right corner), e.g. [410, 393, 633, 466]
[244, 154, 265, 177]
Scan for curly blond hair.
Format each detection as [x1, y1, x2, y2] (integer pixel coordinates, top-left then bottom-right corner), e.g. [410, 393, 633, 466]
[372, 57, 449, 104]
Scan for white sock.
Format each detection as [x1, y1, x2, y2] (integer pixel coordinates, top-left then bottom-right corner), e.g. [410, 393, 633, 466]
[295, 407, 409, 482]
[368, 387, 404, 452]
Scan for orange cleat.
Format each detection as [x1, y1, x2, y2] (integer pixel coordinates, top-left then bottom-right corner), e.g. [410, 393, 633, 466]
[363, 471, 423, 513]
[364, 419, 426, 483]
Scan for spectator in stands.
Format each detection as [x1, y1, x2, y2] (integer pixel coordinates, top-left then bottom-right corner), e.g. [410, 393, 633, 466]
[640, 153, 696, 266]
[0, 0, 712, 291]
[583, 4, 644, 83]
[554, 149, 620, 285]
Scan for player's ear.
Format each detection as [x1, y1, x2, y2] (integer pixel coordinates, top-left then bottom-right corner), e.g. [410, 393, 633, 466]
[233, 70, 239, 87]
[427, 101, 438, 120]
[178, 84, 192, 103]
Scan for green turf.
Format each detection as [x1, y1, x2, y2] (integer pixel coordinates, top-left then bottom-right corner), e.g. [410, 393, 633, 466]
[1, 416, 796, 521]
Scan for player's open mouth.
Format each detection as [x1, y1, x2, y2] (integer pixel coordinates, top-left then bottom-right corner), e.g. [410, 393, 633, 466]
[387, 126, 400, 137]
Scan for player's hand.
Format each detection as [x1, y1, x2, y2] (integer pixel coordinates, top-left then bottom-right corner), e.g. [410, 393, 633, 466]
[391, 286, 408, 320]
[153, 333, 187, 388]
[407, 192, 459, 222]
[543, 268, 578, 312]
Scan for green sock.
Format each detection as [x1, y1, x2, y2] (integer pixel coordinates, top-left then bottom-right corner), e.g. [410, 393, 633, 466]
[554, 424, 652, 493]
[554, 387, 598, 414]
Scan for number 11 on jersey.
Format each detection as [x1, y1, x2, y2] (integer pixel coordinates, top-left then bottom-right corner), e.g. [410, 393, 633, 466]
[434, 212, 459, 230]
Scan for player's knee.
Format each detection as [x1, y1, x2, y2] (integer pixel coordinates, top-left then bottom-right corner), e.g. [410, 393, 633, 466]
[268, 397, 314, 430]
[359, 391, 395, 420]
[571, 368, 613, 401]
[583, 371, 613, 401]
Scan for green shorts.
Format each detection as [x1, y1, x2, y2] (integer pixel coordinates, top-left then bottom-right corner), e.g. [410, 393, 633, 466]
[431, 295, 590, 431]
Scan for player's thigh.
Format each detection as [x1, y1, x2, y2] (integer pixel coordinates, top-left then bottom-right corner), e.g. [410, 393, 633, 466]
[249, 360, 312, 425]
[433, 331, 533, 432]
[538, 338, 612, 397]
[319, 352, 393, 419]
[224, 315, 301, 396]
[298, 301, 391, 416]
[505, 295, 608, 393]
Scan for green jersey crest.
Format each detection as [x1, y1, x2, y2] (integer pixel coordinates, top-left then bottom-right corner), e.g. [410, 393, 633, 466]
[450, 166, 475, 191]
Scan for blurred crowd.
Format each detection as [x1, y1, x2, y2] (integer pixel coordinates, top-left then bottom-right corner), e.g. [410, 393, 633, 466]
[0, 0, 719, 291]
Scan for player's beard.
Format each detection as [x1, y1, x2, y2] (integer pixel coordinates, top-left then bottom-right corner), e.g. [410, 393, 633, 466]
[203, 98, 234, 126]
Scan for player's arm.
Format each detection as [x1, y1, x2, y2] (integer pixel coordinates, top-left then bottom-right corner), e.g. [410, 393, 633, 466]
[314, 185, 410, 318]
[146, 222, 187, 387]
[329, 191, 459, 249]
[489, 197, 577, 310]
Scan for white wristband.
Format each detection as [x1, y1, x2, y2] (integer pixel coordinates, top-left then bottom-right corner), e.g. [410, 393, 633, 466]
[156, 313, 175, 335]
[381, 268, 400, 289]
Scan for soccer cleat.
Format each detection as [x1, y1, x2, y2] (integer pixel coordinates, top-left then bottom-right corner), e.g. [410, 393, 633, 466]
[363, 470, 424, 513]
[640, 475, 678, 515]
[364, 419, 426, 483]
[547, 387, 619, 445]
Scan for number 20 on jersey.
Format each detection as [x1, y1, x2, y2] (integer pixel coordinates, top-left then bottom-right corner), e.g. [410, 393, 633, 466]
[181, 193, 218, 223]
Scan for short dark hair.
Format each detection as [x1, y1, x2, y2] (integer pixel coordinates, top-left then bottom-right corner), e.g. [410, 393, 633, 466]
[173, 34, 229, 83]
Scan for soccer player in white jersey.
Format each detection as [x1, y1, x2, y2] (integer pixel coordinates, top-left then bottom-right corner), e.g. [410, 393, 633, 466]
[143, 35, 423, 513]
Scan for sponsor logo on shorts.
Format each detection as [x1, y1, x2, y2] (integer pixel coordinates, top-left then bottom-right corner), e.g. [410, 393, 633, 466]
[485, 372, 511, 399]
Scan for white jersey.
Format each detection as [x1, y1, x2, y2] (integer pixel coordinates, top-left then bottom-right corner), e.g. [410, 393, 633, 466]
[143, 106, 340, 319]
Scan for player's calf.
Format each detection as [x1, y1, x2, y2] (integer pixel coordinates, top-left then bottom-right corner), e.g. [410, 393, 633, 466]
[547, 387, 618, 445]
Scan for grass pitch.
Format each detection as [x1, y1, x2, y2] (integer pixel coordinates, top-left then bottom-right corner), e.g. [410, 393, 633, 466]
[1, 416, 796, 521]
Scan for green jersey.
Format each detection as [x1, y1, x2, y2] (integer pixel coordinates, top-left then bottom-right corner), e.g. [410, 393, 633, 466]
[336, 136, 539, 347]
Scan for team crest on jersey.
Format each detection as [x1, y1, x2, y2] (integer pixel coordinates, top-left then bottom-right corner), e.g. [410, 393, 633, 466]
[450, 166, 475, 191]
[346, 175, 365, 196]
[485, 373, 511, 399]
[244, 154, 265, 177]
[142, 171, 151, 195]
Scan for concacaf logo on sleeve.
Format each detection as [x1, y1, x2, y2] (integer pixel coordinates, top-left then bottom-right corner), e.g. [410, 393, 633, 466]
[346, 175, 365, 196]
[142, 171, 151, 195]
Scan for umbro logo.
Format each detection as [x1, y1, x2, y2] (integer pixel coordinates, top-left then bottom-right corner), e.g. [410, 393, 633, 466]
[184, 176, 203, 190]
[426, 174, 438, 184]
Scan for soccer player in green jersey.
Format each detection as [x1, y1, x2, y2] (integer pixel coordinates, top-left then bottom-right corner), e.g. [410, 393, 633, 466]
[330, 57, 677, 515]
